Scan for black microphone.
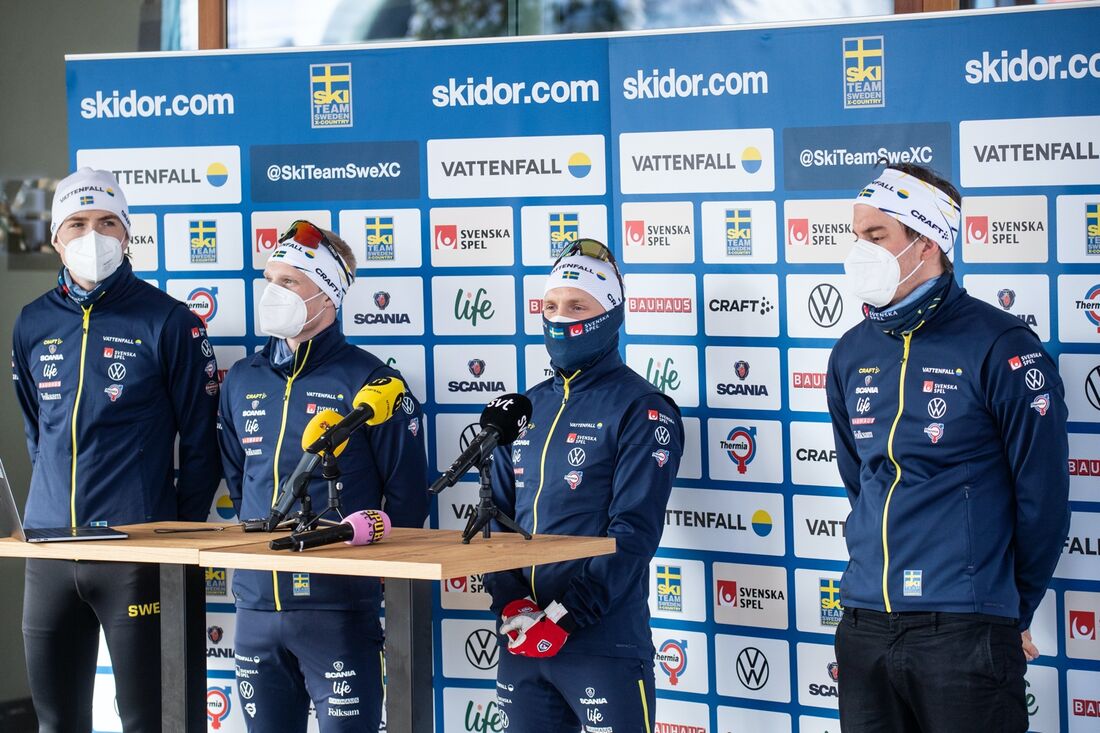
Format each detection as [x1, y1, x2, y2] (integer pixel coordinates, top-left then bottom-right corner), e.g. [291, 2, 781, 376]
[269, 510, 391, 552]
[429, 393, 532, 494]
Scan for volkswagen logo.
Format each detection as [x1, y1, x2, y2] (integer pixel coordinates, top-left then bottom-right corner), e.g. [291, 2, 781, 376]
[736, 647, 770, 690]
[808, 284, 843, 328]
[1025, 368, 1045, 391]
[1086, 366, 1100, 411]
[567, 447, 586, 467]
[654, 426, 671, 446]
[465, 629, 499, 670]
[459, 423, 480, 451]
[238, 681, 254, 700]
[107, 362, 127, 381]
[927, 398, 947, 420]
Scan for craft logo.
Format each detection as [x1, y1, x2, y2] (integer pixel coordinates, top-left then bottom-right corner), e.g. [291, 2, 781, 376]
[206, 686, 232, 729]
[205, 567, 227, 596]
[186, 287, 218, 325]
[1076, 284, 1100, 332]
[656, 564, 683, 612]
[549, 211, 579, 257]
[364, 216, 395, 260]
[966, 215, 989, 245]
[655, 639, 688, 686]
[1088, 203, 1100, 255]
[255, 227, 278, 254]
[820, 577, 843, 626]
[843, 36, 885, 108]
[726, 208, 753, 255]
[189, 220, 217, 263]
[310, 63, 352, 128]
[721, 425, 757, 474]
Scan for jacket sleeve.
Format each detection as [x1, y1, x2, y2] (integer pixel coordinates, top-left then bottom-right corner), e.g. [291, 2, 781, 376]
[367, 377, 429, 530]
[557, 394, 683, 629]
[217, 369, 244, 516]
[159, 307, 222, 521]
[982, 328, 1070, 631]
[11, 310, 39, 461]
[484, 442, 530, 614]
[827, 344, 861, 504]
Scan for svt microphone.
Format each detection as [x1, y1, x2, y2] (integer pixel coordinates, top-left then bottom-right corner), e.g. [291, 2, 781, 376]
[429, 393, 532, 494]
[266, 409, 348, 531]
[269, 509, 392, 552]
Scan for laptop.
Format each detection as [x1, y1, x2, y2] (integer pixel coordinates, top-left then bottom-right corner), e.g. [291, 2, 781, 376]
[0, 458, 128, 543]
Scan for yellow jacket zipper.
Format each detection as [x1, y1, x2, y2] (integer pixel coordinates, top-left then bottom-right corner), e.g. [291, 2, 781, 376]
[69, 306, 93, 527]
[528, 370, 578, 602]
[270, 341, 312, 611]
[881, 326, 922, 611]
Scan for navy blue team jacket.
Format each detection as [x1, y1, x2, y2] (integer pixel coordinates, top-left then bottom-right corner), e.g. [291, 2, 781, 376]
[826, 277, 1070, 630]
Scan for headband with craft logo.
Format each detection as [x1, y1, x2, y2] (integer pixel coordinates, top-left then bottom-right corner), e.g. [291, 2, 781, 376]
[544, 250, 624, 311]
[270, 234, 352, 308]
[855, 168, 961, 252]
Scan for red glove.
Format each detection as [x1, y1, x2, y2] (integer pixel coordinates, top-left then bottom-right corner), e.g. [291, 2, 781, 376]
[503, 601, 572, 658]
[501, 598, 541, 636]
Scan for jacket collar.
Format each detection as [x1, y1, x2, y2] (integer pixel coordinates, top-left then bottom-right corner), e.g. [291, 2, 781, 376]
[56, 259, 138, 309]
[549, 346, 625, 395]
[260, 321, 347, 378]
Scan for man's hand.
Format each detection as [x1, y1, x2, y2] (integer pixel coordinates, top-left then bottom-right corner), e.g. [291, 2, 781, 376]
[1021, 629, 1039, 662]
[500, 598, 542, 641]
[504, 601, 572, 658]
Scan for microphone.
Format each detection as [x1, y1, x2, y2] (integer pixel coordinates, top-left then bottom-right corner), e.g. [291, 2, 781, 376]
[305, 377, 406, 454]
[266, 410, 345, 531]
[429, 393, 532, 494]
[269, 509, 392, 552]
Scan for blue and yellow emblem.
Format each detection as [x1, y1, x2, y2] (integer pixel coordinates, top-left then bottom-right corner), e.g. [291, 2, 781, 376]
[548, 212, 579, 258]
[310, 63, 353, 128]
[189, 220, 218, 264]
[364, 216, 395, 261]
[843, 36, 885, 108]
[725, 209, 753, 256]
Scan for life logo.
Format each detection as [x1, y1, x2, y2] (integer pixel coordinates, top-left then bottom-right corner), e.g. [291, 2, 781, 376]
[726, 208, 753, 256]
[186, 286, 218, 325]
[364, 216, 395, 261]
[548, 211, 579, 257]
[434, 224, 458, 249]
[843, 36, 885, 109]
[722, 425, 757, 474]
[1077, 284, 1100, 332]
[189, 220, 217, 264]
[1087, 203, 1100, 256]
[656, 639, 688, 685]
[966, 215, 989, 245]
[206, 686, 232, 729]
[310, 63, 352, 128]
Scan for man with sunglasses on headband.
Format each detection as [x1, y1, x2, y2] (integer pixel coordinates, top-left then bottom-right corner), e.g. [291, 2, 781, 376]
[483, 239, 684, 732]
[827, 164, 1069, 732]
[217, 221, 429, 731]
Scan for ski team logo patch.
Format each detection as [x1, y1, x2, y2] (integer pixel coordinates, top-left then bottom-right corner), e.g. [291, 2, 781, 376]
[903, 569, 922, 597]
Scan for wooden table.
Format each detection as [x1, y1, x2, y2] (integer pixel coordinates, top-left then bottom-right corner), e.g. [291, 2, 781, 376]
[0, 522, 614, 732]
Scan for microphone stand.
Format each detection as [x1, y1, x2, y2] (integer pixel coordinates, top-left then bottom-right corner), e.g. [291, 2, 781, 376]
[288, 450, 344, 535]
[461, 455, 532, 545]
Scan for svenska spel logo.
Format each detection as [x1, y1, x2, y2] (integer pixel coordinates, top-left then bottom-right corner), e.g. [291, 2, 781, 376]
[1087, 203, 1100, 256]
[310, 63, 353, 128]
[189, 220, 218, 264]
[843, 36, 885, 109]
[548, 211, 578, 258]
[363, 216, 395, 261]
[725, 209, 753, 256]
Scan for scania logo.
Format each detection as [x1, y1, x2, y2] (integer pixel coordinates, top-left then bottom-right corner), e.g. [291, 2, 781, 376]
[1025, 368, 1045, 391]
[735, 647, 769, 690]
[468, 359, 486, 377]
[997, 288, 1016, 310]
[567, 447, 586, 466]
[373, 291, 391, 310]
[735, 360, 750, 380]
[808, 284, 843, 327]
[927, 398, 947, 420]
[465, 629, 499, 670]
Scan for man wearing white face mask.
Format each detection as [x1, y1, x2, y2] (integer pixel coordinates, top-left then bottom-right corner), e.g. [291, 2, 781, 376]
[826, 164, 1069, 733]
[11, 167, 222, 731]
[218, 220, 428, 731]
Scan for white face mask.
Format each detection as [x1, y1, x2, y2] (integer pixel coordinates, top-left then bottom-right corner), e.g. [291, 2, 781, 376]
[545, 315, 576, 323]
[64, 230, 124, 284]
[843, 236, 923, 308]
[258, 283, 326, 339]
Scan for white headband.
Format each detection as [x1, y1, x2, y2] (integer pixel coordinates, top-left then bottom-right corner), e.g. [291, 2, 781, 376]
[269, 239, 352, 308]
[51, 167, 130, 237]
[855, 168, 961, 252]
[544, 254, 623, 310]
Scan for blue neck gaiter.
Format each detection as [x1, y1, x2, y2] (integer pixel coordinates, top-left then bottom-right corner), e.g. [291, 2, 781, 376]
[542, 304, 624, 373]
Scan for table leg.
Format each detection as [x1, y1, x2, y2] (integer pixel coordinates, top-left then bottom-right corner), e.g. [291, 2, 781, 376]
[160, 564, 205, 732]
[384, 578, 433, 733]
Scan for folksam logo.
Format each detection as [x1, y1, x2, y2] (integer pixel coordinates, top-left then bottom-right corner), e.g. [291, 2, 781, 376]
[751, 509, 773, 537]
[310, 63, 352, 128]
[205, 163, 229, 187]
[189, 220, 217, 263]
[568, 152, 592, 178]
[843, 36, 885, 108]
